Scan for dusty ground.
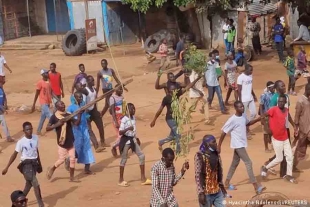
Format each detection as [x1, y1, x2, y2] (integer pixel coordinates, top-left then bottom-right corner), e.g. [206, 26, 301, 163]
[0, 44, 310, 207]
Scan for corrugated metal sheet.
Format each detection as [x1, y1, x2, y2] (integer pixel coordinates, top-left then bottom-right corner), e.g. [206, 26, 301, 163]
[248, 2, 277, 16]
[72, 1, 105, 43]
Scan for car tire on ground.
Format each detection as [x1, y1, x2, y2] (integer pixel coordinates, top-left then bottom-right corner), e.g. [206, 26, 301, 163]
[62, 29, 86, 56]
[144, 34, 161, 53]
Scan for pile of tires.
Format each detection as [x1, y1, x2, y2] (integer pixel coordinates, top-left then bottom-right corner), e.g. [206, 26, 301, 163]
[144, 29, 176, 53]
[62, 29, 86, 56]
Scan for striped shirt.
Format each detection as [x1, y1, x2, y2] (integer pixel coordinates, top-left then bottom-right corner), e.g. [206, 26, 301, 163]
[150, 160, 183, 207]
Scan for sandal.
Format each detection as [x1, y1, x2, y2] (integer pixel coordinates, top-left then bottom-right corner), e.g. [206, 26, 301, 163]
[46, 167, 54, 180]
[225, 184, 237, 190]
[256, 186, 266, 195]
[283, 175, 298, 184]
[95, 146, 105, 153]
[141, 179, 152, 185]
[118, 181, 129, 187]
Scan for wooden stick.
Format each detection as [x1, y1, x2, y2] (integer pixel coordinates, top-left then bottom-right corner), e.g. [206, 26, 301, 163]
[63, 78, 133, 122]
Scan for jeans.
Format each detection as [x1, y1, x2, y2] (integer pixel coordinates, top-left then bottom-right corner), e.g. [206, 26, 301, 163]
[207, 85, 225, 112]
[275, 42, 284, 62]
[242, 100, 256, 121]
[37, 104, 52, 133]
[224, 39, 229, 54]
[158, 119, 181, 154]
[266, 138, 293, 176]
[226, 148, 256, 183]
[199, 191, 225, 207]
[227, 42, 234, 54]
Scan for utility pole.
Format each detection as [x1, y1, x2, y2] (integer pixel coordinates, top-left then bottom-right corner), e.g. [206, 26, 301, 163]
[84, 0, 89, 19]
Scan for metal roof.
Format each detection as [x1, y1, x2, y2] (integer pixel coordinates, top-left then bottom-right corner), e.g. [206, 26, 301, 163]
[248, 2, 277, 16]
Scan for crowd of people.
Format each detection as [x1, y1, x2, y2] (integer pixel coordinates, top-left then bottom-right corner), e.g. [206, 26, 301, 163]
[0, 15, 309, 207]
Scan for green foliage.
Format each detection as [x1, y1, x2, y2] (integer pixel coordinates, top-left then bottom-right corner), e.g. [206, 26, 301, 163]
[122, 0, 238, 14]
[184, 45, 207, 75]
[170, 90, 196, 157]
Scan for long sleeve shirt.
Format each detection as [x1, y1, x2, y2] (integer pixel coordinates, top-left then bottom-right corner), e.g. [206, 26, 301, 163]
[150, 160, 183, 207]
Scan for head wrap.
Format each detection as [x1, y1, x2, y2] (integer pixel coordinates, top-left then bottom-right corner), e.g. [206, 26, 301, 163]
[199, 135, 218, 172]
[199, 135, 215, 154]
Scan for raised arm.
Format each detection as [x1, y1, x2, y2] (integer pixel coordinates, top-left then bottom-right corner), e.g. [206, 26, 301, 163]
[155, 71, 167, 90]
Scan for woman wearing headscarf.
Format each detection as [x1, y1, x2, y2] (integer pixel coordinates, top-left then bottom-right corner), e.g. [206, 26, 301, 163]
[194, 135, 227, 207]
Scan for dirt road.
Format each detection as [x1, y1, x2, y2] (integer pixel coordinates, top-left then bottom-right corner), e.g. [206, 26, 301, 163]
[0, 45, 309, 207]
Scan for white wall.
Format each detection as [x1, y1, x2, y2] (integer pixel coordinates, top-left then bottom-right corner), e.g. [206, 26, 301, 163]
[72, 1, 105, 43]
[34, 0, 48, 33]
[197, 11, 211, 49]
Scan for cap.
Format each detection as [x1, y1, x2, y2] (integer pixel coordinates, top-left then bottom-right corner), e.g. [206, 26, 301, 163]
[266, 81, 274, 88]
[11, 190, 25, 205]
[40, 69, 49, 75]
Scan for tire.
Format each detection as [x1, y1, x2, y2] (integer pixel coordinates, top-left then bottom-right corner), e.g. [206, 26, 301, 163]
[62, 29, 86, 56]
[144, 34, 161, 53]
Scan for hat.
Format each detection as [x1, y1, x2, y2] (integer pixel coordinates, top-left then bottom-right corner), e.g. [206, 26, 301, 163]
[40, 69, 49, 75]
[11, 190, 25, 206]
[266, 81, 274, 88]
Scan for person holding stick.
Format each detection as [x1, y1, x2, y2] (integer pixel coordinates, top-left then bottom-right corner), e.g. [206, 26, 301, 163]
[96, 59, 127, 117]
[118, 103, 151, 187]
[67, 92, 95, 174]
[45, 101, 77, 182]
[150, 75, 202, 154]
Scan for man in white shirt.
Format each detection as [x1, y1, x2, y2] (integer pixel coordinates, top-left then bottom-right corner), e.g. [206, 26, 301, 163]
[222, 18, 230, 55]
[118, 103, 151, 187]
[0, 52, 12, 84]
[205, 51, 227, 114]
[218, 101, 266, 194]
[189, 70, 210, 123]
[237, 64, 258, 121]
[294, 20, 310, 42]
[85, 75, 107, 152]
[2, 122, 44, 207]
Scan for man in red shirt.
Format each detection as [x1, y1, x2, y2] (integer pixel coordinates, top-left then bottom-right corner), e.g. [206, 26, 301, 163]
[48, 63, 64, 105]
[260, 94, 297, 184]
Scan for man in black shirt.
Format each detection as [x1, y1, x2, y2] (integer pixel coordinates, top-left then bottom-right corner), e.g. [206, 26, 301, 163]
[150, 75, 202, 154]
[45, 101, 77, 182]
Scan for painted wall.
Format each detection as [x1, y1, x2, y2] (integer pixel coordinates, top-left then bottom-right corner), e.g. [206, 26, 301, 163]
[34, 0, 48, 33]
[71, 1, 105, 43]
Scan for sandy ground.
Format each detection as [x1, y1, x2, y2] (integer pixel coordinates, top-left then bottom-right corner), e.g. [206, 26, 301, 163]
[0, 45, 310, 207]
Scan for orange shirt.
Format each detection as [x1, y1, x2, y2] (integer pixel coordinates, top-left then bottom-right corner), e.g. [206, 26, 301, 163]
[37, 80, 52, 105]
[48, 72, 61, 96]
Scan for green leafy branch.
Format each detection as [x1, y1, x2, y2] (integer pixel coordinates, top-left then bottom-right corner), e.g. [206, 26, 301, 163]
[184, 45, 207, 75]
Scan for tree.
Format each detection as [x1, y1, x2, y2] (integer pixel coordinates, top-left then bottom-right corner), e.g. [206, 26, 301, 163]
[122, 0, 238, 14]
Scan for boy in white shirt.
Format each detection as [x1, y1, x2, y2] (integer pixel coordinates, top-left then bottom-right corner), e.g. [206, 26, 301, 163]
[218, 101, 266, 195]
[118, 103, 151, 187]
[0, 52, 13, 84]
[2, 122, 44, 207]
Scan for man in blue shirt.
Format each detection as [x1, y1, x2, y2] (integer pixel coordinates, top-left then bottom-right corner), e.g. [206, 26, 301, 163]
[175, 34, 184, 67]
[272, 17, 285, 62]
[259, 81, 275, 152]
[0, 82, 13, 142]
